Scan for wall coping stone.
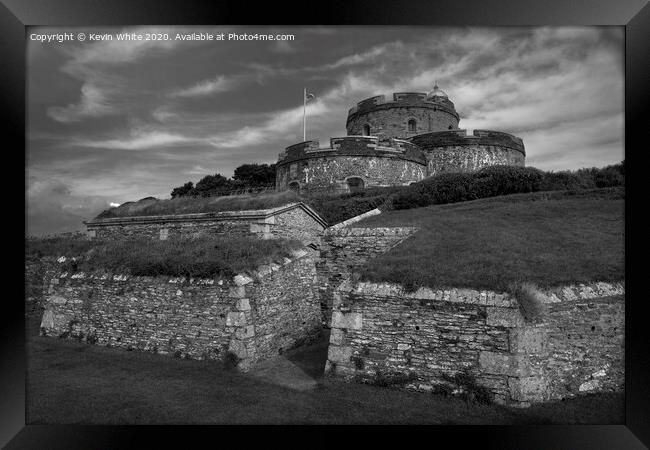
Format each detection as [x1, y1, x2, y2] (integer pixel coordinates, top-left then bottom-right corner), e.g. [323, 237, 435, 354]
[328, 208, 382, 230]
[49, 245, 318, 287]
[324, 226, 419, 237]
[342, 281, 624, 306]
[84, 202, 328, 229]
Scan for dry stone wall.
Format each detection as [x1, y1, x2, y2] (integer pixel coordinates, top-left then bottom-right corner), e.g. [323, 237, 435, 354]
[85, 204, 326, 247]
[325, 281, 624, 407]
[316, 227, 419, 327]
[39, 249, 322, 371]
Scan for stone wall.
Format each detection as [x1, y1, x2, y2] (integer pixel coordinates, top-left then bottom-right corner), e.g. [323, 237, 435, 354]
[346, 93, 460, 139]
[316, 227, 419, 327]
[39, 249, 322, 371]
[410, 130, 526, 175]
[325, 281, 624, 407]
[276, 155, 427, 192]
[85, 203, 326, 246]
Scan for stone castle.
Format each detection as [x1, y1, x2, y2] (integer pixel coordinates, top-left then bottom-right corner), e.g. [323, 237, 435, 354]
[37, 84, 623, 409]
[276, 84, 526, 192]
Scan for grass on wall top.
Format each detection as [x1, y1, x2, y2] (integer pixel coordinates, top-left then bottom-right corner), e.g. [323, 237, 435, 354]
[356, 187, 624, 292]
[26, 235, 304, 279]
[95, 191, 301, 219]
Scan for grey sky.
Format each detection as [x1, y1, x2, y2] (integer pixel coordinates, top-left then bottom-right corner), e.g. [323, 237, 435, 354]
[26, 26, 624, 236]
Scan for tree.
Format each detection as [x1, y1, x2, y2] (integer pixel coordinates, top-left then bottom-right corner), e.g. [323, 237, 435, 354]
[194, 173, 234, 197]
[170, 182, 195, 198]
[233, 163, 276, 187]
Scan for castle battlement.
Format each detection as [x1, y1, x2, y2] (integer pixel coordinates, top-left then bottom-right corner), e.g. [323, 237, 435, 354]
[277, 135, 426, 166]
[276, 86, 526, 192]
[410, 129, 525, 155]
[347, 92, 457, 119]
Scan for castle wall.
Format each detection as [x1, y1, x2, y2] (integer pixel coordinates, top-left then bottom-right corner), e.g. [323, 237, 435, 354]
[39, 249, 322, 371]
[276, 155, 426, 192]
[325, 281, 624, 406]
[423, 145, 525, 175]
[411, 130, 526, 175]
[316, 226, 419, 327]
[86, 204, 325, 246]
[347, 106, 459, 140]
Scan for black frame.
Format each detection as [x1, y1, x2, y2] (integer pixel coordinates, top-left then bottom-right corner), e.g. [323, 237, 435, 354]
[3, 0, 648, 447]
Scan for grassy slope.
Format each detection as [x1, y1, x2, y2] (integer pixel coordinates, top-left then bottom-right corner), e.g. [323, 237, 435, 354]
[26, 333, 623, 425]
[96, 191, 300, 218]
[26, 235, 303, 279]
[357, 189, 624, 291]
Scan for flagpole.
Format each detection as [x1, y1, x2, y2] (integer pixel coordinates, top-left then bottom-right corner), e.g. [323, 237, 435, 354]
[303, 87, 306, 142]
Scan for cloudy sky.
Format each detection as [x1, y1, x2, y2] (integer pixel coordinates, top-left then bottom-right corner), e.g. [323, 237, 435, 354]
[27, 26, 624, 236]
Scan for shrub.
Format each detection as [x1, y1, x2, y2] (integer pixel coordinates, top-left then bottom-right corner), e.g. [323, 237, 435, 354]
[472, 165, 544, 196]
[390, 166, 544, 210]
[508, 281, 549, 322]
[540, 171, 590, 191]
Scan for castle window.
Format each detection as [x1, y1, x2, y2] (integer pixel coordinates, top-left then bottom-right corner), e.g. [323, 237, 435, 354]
[288, 181, 300, 191]
[346, 177, 364, 193]
[448, 125, 453, 130]
[408, 119, 417, 132]
[362, 124, 371, 136]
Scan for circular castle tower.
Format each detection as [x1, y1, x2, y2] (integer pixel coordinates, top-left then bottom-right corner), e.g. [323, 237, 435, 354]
[275, 85, 525, 193]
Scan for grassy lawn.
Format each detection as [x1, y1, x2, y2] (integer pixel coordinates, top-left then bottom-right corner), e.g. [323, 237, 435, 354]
[357, 188, 624, 291]
[26, 331, 623, 425]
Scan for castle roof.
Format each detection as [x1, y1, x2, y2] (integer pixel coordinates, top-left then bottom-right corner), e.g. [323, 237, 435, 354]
[427, 83, 448, 99]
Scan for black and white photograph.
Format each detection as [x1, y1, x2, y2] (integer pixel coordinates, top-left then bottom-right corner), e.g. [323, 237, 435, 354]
[0, 0, 643, 442]
[22, 24, 629, 426]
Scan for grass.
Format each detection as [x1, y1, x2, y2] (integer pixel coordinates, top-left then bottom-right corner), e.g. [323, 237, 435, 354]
[26, 235, 303, 278]
[95, 191, 301, 219]
[357, 188, 624, 292]
[25, 328, 623, 425]
[509, 282, 549, 322]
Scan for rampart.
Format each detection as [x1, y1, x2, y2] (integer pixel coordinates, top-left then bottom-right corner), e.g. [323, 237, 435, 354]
[39, 249, 322, 371]
[275, 137, 427, 192]
[410, 129, 526, 175]
[84, 202, 327, 246]
[346, 92, 460, 139]
[325, 281, 624, 407]
[315, 226, 419, 327]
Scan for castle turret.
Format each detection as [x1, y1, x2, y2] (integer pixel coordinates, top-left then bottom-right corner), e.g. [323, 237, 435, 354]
[346, 84, 460, 140]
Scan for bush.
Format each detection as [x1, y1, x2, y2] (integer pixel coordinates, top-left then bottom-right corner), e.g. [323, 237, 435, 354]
[539, 171, 588, 191]
[472, 165, 544, 196]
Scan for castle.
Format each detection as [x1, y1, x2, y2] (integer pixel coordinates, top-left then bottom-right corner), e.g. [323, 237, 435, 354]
[276, 84, 526, 192]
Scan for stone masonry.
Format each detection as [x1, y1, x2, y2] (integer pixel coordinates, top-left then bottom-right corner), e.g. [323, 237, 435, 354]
[324, 281, 624, 407]
[40, 249, 322, 371]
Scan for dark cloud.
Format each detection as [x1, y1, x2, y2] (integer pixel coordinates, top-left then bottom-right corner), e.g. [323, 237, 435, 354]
[27, 26, 623, 236]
